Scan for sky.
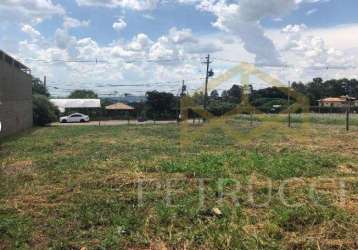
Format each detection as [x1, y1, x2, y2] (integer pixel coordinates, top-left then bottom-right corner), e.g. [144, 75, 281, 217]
[1, 0, 358, 97]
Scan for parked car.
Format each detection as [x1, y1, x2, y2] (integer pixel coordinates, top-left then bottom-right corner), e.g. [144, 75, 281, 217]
[60, 113, 90, 123]
[137, 116, 147, 122]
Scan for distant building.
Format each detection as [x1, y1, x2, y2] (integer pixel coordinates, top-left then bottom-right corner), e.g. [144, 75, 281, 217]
[50, 99, 101, 113]
[0, 50, 32, 138]
[108, 95, 147, 104]
[318, 96, 358, 108]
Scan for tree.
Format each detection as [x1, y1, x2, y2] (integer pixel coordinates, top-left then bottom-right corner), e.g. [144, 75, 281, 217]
[208, 100, 235, 116]
[32, 77, 49, 97]
[222, 84, 242, 103]
[305, 78, 324, 105]
[68, 90, 98, 99]
[33, 94, 59, 126]
[192, 92, 204, 106]
[146, 91, 177, 119]
[291, 78, 358, 106]
[210, 90, 219, 100]
[31, 77, 58, 125]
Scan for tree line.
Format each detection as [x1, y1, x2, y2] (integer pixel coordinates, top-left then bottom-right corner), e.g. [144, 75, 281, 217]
[292, 78, 358, 105]
[32, 77, 358, 125]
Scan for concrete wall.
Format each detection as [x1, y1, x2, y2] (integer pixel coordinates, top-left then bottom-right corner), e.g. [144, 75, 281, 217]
[0, 52, 32, 138]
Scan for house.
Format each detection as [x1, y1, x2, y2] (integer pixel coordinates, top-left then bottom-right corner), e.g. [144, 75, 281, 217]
[0, 50, 33, 138]
[318, 96, 358, 108]
[50, 99, 101, 113]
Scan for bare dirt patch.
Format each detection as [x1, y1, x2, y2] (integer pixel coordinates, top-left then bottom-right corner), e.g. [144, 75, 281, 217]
[338, 164, 357, 174]
[2, 160, 33, 176]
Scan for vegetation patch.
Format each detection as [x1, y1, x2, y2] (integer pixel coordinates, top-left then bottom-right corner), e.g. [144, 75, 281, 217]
[0, 123, 357, 249]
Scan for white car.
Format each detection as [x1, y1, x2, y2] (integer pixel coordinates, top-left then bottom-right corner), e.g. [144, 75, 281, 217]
[60, 113, 90, 123]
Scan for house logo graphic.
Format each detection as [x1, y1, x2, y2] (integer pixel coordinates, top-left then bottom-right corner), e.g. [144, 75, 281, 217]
[179, 62, 310, 150]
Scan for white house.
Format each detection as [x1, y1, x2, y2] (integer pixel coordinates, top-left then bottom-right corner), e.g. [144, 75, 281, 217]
[50, 99, 101, 113]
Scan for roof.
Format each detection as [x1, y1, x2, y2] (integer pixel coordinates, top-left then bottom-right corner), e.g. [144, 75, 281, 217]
[0, 49, 30, 74]
[319, 96, 356, 103]
[105, 102, 135, 110]
[319, 97, 346, 103]
[50, 99, 101, 113]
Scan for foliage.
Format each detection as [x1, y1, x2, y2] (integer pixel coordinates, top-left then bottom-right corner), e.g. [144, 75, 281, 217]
[32, 77, 49, 97]
[292, 78, 358, 105]
[207, 100, 236, 116]
[32, 94, 59, 126]
[250, 87, 288, 101]
[68, 89, 98, 99]
[210, 90, 219, 100]
[222, 84, 244, 103]
[146, 91, 178, 119]
[0, 123, 357, 249]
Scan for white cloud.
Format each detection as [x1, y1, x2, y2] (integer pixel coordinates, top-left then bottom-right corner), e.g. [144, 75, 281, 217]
[0, 0, 65, 24]
[181, 0, 331, 65]
[305, 24, 358, 51]
[127, 33, 153, 51]
[63, 16, 90, 29]
[21, 24, 41, 38]
[142, 14, 155, 20]
[195, 0, 298, 64]
[148, 27, 222, 61]
[54, 28, 76, 50]
[262, 23, 358, 83]
[306, 8, 318, 15]
[9, 0, 357, 96]
[14, 24, 226, 96]
[112, 18, 127, 32]
[16, 22, 358, 96]
[184, 42, 222, 54]
[168, 27, 197, 44]
[76, 0, 160, 11]
[149, 37, 177, 60]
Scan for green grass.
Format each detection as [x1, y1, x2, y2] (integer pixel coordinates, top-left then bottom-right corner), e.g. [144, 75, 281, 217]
[234, 113, 358, 127]
[158, 150, 338, 179]
[0, 123, 357, 249]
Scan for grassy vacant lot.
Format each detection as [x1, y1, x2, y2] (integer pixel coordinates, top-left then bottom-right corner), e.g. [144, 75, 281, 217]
[235, 113, 358, 127]
[0, 119, 357, 249]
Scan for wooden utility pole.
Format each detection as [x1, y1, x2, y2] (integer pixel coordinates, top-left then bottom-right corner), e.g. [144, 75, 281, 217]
[43, 76, 47, 89]
[345, 81, 352, 131]
[203, 54, 212, 111]
[346, 98, 350, 131]
[177, 80, 186, 123]
[181, 80, 187, 97]
[288, 81, 291, 128]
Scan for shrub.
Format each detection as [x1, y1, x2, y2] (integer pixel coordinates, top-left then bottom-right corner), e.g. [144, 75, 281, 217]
[33, 94, 59, 126]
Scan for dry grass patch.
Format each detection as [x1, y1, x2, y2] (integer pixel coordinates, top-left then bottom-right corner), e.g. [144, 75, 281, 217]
[1, 160, 33, 176]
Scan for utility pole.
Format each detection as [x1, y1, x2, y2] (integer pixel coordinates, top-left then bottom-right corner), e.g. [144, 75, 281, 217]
[346, 97, 351, 131]
[181, 80, 187, 97]
[43, 75, 47, 89]
[177, 80, 186, 123]
[345, 81, 352, 131]
[202, 54, 212, 111]
[288, 81, 291, 128]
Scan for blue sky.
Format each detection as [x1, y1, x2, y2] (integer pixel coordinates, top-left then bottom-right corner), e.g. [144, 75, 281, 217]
[1, 0, 358, 96]
[33, 0, 358, 44]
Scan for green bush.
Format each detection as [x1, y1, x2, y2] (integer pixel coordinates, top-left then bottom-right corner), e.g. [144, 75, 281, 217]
[33, 94, 59, 126]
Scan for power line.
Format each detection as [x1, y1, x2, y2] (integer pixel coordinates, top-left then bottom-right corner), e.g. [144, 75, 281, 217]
[213, 57, 358, 70]
[46, 77, 206, 96]
[21, 54, 358, 70]
[48, 77, 204, 89]
[21, 57, 198, 65]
